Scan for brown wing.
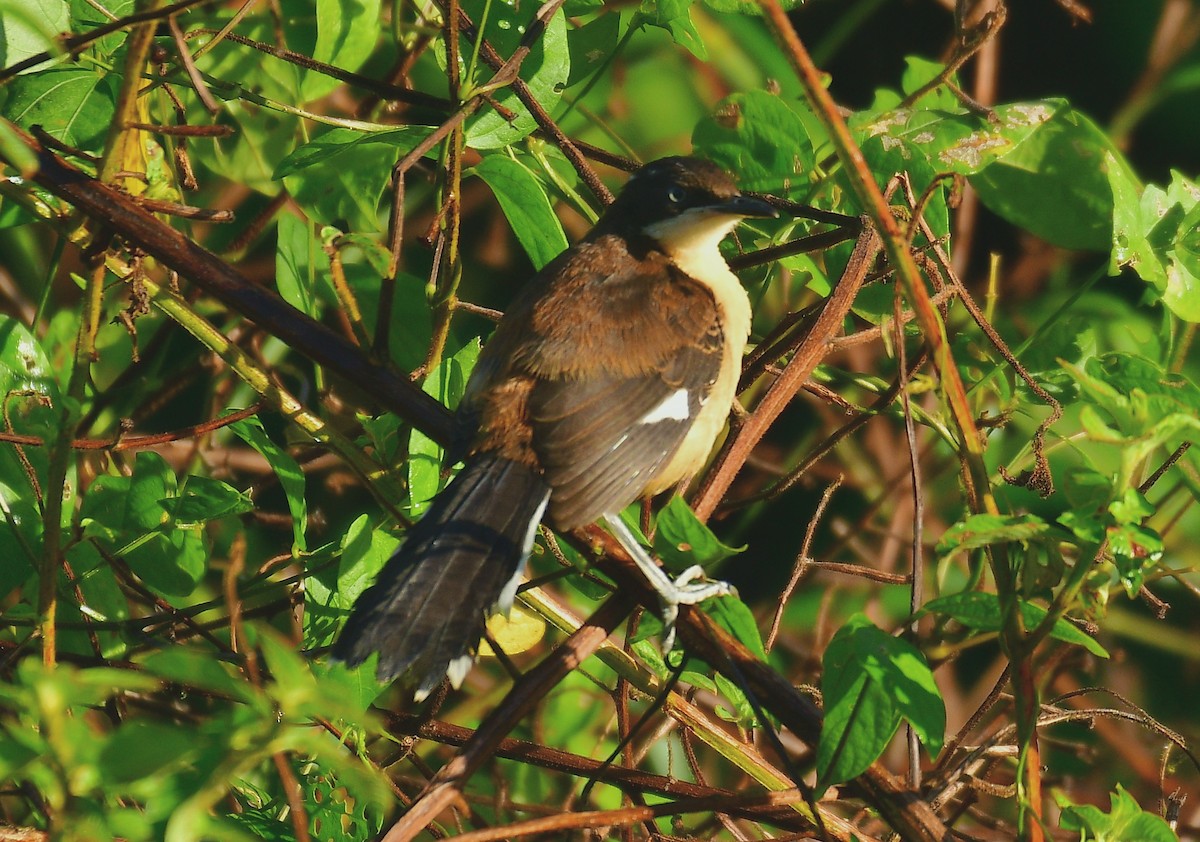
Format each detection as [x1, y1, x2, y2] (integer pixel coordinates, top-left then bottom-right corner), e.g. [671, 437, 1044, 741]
[465, 234, 727, 529]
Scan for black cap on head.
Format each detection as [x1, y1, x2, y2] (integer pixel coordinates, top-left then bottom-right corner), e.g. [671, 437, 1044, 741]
[591, 156, 777, 238]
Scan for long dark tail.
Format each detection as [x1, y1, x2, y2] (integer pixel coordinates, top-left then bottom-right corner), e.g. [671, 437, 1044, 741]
[333, 454, 550, 699]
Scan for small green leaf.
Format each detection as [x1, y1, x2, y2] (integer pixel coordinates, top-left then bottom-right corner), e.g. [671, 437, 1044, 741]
[138, 649, 250, 699]
[935, 513, 1049, 558]
[80, 452, 207, 597]
[275, 212, 321, 317]
[707, 594, 766, 660]
[639, 0, 706, 58]
[230, 415, 307, 553]
[168, 476, 255, 524]
[1057, 784, 1178, 842]
[921, 592, 1109, 658]
[565, 13, 619, 87]
[408, 340, 480, 516]
[652, 495, 744, 572]
[473, 155, 569, 270]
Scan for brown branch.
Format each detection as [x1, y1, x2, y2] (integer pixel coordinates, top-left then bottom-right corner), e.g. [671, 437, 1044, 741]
[379, 596, 634, 842]
[443, 789, 809, 841]
[691, 221, 881, 522]
[0, 0, 219, 82]
[0, 404, 261, 451]
[384, 714, 815, 831]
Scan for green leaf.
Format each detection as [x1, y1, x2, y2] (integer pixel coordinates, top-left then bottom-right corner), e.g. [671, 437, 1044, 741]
[407, 339, 480, 516]
[969, 104, 1121, 250]
[706, 594, 765, 661]
[565, 12, 619, 87]
[275, 212, 322, 317]
[639, 0, 706, 59]
[652, 495, 744, 572]
[99, 721, 196, 785]
[230, 415, 307, 553]
[692, 90, 814, 193]
[935, 513, 1049, 558]
[301, 0, 382, 102]
[817, 614, 944, 790]
[921, 592, 1109, 658]
[67, 0, 134, 57]
[60, 541, 127, 659]
[2, 68, 116, 150]
[139, 648, 252, 700]
[0, 317, 58, 593]
[168, 476, 255, 524]
[473, 155, 569, 269]
[462, 0, 570, 149]
[277, 127, 435, 231]
[79, 452, 207, 597]
[0, 0, 70, 72]
[1057, 784, 1178, 842]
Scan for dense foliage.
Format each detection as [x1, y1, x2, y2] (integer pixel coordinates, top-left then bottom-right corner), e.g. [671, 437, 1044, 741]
[0, 0, 1197, 839]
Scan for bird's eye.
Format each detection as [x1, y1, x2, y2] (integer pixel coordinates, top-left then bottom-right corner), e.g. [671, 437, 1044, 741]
[666, 186, 685, 204]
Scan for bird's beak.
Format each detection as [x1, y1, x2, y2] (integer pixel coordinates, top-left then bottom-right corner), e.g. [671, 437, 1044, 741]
[705, 194, 779, 219]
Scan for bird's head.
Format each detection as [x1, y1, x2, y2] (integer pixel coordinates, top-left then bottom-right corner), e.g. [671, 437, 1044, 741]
[591, 156, 778, 254]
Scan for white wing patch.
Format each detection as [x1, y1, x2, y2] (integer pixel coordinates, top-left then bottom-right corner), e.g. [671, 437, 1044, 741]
[638, 388, 691, 425]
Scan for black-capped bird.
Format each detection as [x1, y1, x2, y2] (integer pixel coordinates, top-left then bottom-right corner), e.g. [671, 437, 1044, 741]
[333, 157, 777, 698]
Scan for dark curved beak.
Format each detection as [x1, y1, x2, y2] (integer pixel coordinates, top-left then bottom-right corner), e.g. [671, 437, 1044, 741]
[707, 194, 779, 219]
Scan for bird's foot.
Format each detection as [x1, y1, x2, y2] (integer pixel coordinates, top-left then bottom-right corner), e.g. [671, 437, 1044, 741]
[657, 566, 734, 652]
[603, 514, 735, 652]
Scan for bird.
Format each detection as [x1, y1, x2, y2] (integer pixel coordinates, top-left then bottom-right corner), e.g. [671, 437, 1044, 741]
[333, 156, 777, 699]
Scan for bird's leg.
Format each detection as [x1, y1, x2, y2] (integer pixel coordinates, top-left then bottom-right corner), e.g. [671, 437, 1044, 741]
[603, 513, 733, 650]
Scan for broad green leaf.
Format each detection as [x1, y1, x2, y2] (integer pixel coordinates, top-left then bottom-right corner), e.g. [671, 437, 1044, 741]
[407, 339, 480, 516]
[274, 127, 435, 178]
[693, 90, 814, 193]
[462, 0, 570, 149]
[935, 513, 1050, 558]
[0, 0, 69, 72]
[99, 721, 196, 784]
[230, 415, 307, 553]
[969, 104, 1122, 250]
[2, 67, 116, 149]
[79, 452, 207, 597]
[652, 495, 745, 572]
[817, 615, 944, 790]
[337, 513, 400, 606]
[565, 12, 619, 87]
[301, 0, 382, 102]
[1057, 784, 1178, 842]
[473, 155, 569, 269]
[277, 127, 435, 231]
[921, 592, 1109, 658]
[1109, 168, 1200, 322]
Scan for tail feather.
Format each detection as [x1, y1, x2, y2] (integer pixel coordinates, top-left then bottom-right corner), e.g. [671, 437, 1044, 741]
[333, 454, 550, 696]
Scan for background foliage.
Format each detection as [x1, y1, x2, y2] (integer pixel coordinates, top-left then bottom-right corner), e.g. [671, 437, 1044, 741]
[0, 0, 1198, 839]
